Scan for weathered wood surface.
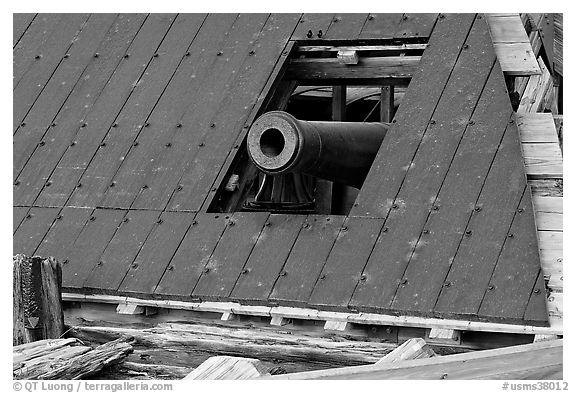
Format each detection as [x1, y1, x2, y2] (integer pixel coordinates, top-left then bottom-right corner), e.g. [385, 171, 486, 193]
[184, 356, 269, 380]
[14, 337, 134, 380]
[13, 13, 37, 48]
[376, 338, 436, 364]
[262, 339, 563, 380]
[13, 255, 65, 345]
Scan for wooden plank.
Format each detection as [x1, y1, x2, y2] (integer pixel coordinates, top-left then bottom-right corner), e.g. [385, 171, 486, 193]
[434, 124, 529, 317]
[169, 14, 301, 212]
[35, 207, 93, 262]
[394, 13, 438, 38]
[538, 231, 562, 252]
[154, 214, 228, 298]
[291, 14, 333, 41]
[479, 190, 547, 325]
[263, 339, 563, 380]
[529, 179, 563, 197]
[517, 113, 559, 143]
[523, 270, 549, 324]
[380, 86, 394, 122]
[13, 13, 36, 47]
[124, 14, 269, 211]
[309, 217, 383, 310]
[324, 14, 368, 40]
[269, 215, 345, 307]
[494, 42, 541, 76]
[351, 15, 495, 314]
[62, 209, 125, 290]
[13, 207, 60, 257]
[488, 15, 530, 43]
[521, 143, 563, 178]
[389, 62, 510, 316]
[13, 14, 90, 132]
[286, 56, 419, 82]
[118, 211, 195, 296]
[376, 338, 435, 364]
[13, 14, 62, 88]
[359, 14, 403, 39]
[192, 212, 269, 301]
[13, 14, 115, 180]
[231, 214, 306, 304]
[44, 14, 180, 208]
[83, 210, 159, 293]
[184, 356, 267, 380]
[351, 13, 477, 217]
[14, 14, 146, 207]
[13, 207, 29, 235]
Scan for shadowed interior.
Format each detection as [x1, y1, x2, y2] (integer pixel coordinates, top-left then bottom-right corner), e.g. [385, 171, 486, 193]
[259, 128, 286, 158]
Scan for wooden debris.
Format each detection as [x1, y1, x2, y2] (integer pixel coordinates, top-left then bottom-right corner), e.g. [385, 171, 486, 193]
[427, 328, 462, 345]
[184, 356, 268, 380]
[13, 255, 65, 345]
[262, 339, 563, 380]
[14, 337, 134, 379]
[376, 338, 436, 364]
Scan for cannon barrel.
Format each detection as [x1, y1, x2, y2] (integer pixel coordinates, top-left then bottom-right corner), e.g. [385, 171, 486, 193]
[247, 111, 389, 188]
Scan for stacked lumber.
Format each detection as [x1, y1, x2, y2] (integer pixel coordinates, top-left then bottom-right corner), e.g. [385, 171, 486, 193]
[13, 337, 134, 379]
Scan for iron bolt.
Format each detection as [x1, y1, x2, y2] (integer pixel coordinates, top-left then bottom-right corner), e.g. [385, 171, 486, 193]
[463, 44, 470, 49]
[94, 53, 99, 58]
[81, 123, 87, 128]
[368, 15, 374, 20]
[124, 54, 130, 58]
[51, 123, 57, 127]
[176, 185, 183, 191]
[465, 229, 472, 236]
[468, 120, 475, 125]
[317, 30, 323, 38]
[242, 269, 249, 274]
[144, 122, 150, 127]
[401, 278, 408, 285]
[112, 123, 118, 128]
[35, 55, 41, 59]
[249, 50, 255, 56]
[153, 53, 159, 57]
[423, 229, 429, 234]
[185, 52, 191, 57]
[90, 216, 96, 221]
[64, 54, 70, 59]
[228, 221, 235, 226]
[142, 184, 148, 189]
[14, 180, 20, 186]
[360, 275, 367, 281]
[203, 267, 210, 273]
[320, 274, 326, 280]
[217, 51, 223, 56]
[156, 219, 163, 224]
[109, 182, 115, 187]
[474, 206, 482, 212]
[210, 123, 215, 128]
[518, 208, 524, 213]
[280, 271, 287, 276]
[100, 142, 106, 147]
[383, 227, 389, 233]
[132, 263, 138, 268]
[39, 141, 45, 146]
[70, 141, 76, 146]
[123, 217, 129, 223]
[165, 143, 171, 147]
[488, 284, 494, 290]
[508, 233, 514, 238]
[265, 222, 271, 227]
[26, 214, 32, 219]
[192, 220, 198, 225]
[198, 142, 204, 147]
[534, 288, 541, 294]
[430, 119, 436, 125]
[392, 204, 399, 209]
[76, 183, 82, 188]
[444, 281, 451, 287]
[176, 123, 182, 128]
[133, 141, 139, 146]
[56, 215, 62, 220]
[21, 122, 26, 127]
[45, 181, 51, 187]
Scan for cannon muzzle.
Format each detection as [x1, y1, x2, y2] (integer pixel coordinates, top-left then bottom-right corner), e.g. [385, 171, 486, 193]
[247, 111, 389, 188]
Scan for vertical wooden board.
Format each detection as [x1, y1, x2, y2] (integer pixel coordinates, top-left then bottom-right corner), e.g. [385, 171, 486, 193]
[394, 13, 439, 38]
[478, 190, 545, 323]
[13, 13, 36, 47]
[112, 14, 269, 210]
[192, 212, 269, 301]
[13, 14, 61, 88]
[434, 126, 528, 316]
[324, 14, 368, 40]
[35, 207, 93, 261]
[13, 207, 59, 256]
[13, 14, 113, 179]
[389, 63, 511, 316]
[230, 214, 306, 303]
[13, 207, 30, 235]
[13, 14, 90, 131]
[154, 214, 228, 298]
[83, 210, 159, 293]
[308, 217, 383, 311]
[43, 14, 177, 208]
[523, 270, 549, 325]
[291, 14, 333, 40]
[62, 208, 125, 290]
[14, 14, 146, 207]
[351, 16, 495, 314]
[169, 14, 301, 212]
[269, 215, 345, 306]
[118, 211, 195, 296]
[351, 14, 476, 218]
[359, 14, 403, 39]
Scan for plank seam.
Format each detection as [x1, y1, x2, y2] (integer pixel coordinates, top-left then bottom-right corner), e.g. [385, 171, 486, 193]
[13, 13, 38, 49]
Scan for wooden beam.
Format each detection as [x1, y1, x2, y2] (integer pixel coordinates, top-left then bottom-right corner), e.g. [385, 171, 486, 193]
[337, 50, 358, 65]
[116, 303, 144, 315]
[427, 328, 461, 345]
[286, 56, 419, 83]
[376, 338, 436, 364]
[261, 339, 563, 380]
[295, 44, 428, 53]
[184, 356, 268, 380]
[380, 86, 394, 122]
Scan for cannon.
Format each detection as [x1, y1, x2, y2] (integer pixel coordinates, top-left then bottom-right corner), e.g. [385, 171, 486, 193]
[247, 111, 389, 188]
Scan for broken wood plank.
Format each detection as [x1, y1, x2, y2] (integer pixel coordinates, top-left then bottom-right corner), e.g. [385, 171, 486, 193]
[493, 42, 541, 76]
[184, 356, 268, 380]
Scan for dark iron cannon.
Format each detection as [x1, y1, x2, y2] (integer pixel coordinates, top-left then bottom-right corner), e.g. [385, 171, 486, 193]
[247, 111, 389, 188]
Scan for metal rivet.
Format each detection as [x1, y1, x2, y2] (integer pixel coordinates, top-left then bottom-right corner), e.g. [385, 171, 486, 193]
[45, 181, 51, 187]
[112, 123, 118, 128]
[70, 141, 76, 146]
[144, 122, 150, 127]
[133, 141, 139, 146]
[228, 221, 235, 226]
[63, 54, 70, 59]
[90, 216, 96, 221]
[430, 119, 436, 125]
[508, 233, 514, 238]
[26, 214, 32, 219]
[198, 142, 204, 147]
[109, 182, 115, 187]
[401, 278, 408, 285]
[474, 206, 482, 212]
[303, 223, 310, 229]
[123, 217, 129, 223]
[432, 205, 439, 211]
[444, 281, 451, 287]
[342, 226, 348, 231]
[14, 180, 20, 186]
[56, 215, 63, 220]
[368, 15, 374, 20]
[463, 44, 469, 49]
[51, 123, 57, 127]
[306, 30, 313, 38]
[185, 52, 191, 57]
[320, 274, 326, 280]
[203, 267, 210, 273]
[249, 50, 255, 56]
[360, 275, 367, 281]
[165, 143, 171, 148]
[124, 54, 130, 58]
[242, 269, 249, 274]
[81, 123, 87, 128]
[20, 122, 26, 127]
[176, 185, 183, 191]
[167, 265, 174, 271]
[210, 123, 215, 128]
[534, 288, 541, 294]
[468, 120, 475, 125]
[100, 142, 106, 147]
[217, 51, 223, 56]
[39, 141, 45, 146]
[157, 219, 163, 224]
[488, 284, 494, 290]
[518, 208, 524, 213]
[176, 123, 182, 128]
[465, 229, 472, 236]
[265, 222, 271, 227]
[317, 30, 323, 38]
[280, 271, 287, 276]
[97, 261, 103, 266]
[383, 227, 389, 233]
[35, 55, 41, 59]
[94, 53, 99, 58]
[132, 263, 138, 268]
[423, 229, 429, 234]
[142, 184, 148, 189]
[76, 183, 82, 188]
[192, 220, 198, 225]
[392, 204, 399, 209]
[509, 119, 515, 124]
[153, 53, 159, 57]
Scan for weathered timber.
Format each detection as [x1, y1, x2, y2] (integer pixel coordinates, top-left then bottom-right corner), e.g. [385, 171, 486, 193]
[13, 255, 65, 345]
[184, 356, 269, 380]
[376, 338, 436, 364]
[14, 337, 134, 380]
